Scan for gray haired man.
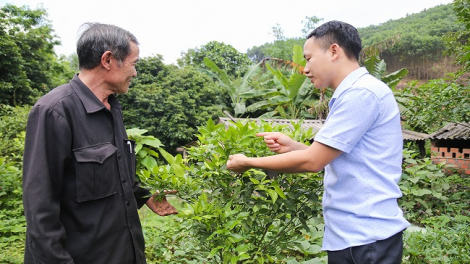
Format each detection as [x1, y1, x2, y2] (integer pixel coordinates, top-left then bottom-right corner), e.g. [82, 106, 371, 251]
[23, 23, 177, 264]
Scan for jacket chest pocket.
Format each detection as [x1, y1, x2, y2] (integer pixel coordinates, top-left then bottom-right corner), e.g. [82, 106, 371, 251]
[73, 143, 118, 202]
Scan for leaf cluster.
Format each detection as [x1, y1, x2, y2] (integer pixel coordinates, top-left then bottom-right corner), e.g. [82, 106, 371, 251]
[138, 119, 325, 263]
[359, 4, 460, 60]
[397, 75, 470, 134]
[444, 0, 470, 72]
[177, 41, 253, 77]
[399, 147, 470, 225]
[119, 56, 228, 153]
[403, 224, 470, 263]
[0, 4, 74, 106]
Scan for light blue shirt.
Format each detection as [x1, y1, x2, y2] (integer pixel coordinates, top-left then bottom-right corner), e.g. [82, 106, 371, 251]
[314, 67, 410, 251]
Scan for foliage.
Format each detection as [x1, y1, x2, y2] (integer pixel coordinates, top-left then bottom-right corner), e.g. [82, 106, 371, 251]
[119, 56, 227, 153]
[0, 105, 28, 263]
[249, 45, 320, 119]
[203, 58, 276, 117]
[398, 145, 470, 263]
[359, 4, 459, 60]
[301, 16, 323, 38]
[247, 38, 305, 63]
[181, 120, 323, 263]
[403, 224, 470, 263]
[0, 105, 30, 163]
[177, 41, 253, 77]
[444, 0, 470, 72]
[137, 119, 326, 263]
[0, 4, 74, 106]
[363, 55, 409, 90]
[129, 54, 166, 86]
[126, 128, 199, 199]
[359, 34, 401, 63]
[397, 75, 470, 133]
[140, 204, 209, 264]
[0, 157, 26, 258]
[247, 15, 323, 63]
[399, 147, 470, 226]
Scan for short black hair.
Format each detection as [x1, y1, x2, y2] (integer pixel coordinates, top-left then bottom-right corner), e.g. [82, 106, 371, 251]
[77, 23, 139, 70]
[306, 20, 362, 61]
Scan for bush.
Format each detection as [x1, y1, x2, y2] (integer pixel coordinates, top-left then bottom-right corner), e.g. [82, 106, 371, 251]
[0, 105, 28, 264]
[399, 146, 470, 263]
[0, 158, 25, 264]
[398, 76, 470, 134]
[404, 224, 470, 263]
[0, 105, 30, 163]
[134, 120, 327, 263]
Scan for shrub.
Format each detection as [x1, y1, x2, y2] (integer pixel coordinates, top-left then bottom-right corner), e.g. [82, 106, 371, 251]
[132, 120, 327, 263]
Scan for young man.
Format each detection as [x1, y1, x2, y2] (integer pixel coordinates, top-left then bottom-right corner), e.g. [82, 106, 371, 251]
[23, 23, 177, 264]
[227, 20, 409, 264]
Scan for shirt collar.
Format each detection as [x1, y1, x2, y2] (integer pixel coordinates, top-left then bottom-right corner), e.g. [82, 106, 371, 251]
[332, 67, 369, 99]
[70, 74, 122, 113]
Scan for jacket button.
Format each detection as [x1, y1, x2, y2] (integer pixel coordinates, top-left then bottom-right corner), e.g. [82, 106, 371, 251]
[118, 154, 122, 159]
[126, 200, 130, 206]
[121, 178, 127, 183]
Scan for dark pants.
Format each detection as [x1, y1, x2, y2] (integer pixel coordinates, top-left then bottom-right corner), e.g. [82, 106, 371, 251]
[328, 231, 403, 264]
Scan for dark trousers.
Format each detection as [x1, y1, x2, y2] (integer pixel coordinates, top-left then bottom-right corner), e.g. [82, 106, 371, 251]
[327, 231, 403, 264]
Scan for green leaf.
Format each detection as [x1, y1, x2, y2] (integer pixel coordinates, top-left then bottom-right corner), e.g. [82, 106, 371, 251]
[455, 215, 470, 222]
[267, 189, 278, 204]
[208, 246, 223, 258]
[408, 176, 420, 184]
[228, 233, 244, 242]
[172, 163, 185, 178]
[233, 103, 246, 116]
[158, 147, 175, 164]
[273, 186, 286, 199]
[237, 253, 250, 261]
[235, 243, 249, 252]
[127, 128, 148, 137]
[225, 220, 241, 230]
[415, 189, 432, 196]
[141, 137, 163, 148]
[141, 155, 157, 170]
[250, 178, 260, 184]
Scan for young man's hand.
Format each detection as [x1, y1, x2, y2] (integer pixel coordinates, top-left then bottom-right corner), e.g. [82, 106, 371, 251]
[227, 154, 250, 173]
[256, 132, 307, 153]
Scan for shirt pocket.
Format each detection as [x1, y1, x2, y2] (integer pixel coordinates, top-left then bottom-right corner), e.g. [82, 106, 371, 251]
[73, 142, 118, 202]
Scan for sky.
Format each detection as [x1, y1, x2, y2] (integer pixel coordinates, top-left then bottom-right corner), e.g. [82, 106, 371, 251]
[1, 0, 454, 64]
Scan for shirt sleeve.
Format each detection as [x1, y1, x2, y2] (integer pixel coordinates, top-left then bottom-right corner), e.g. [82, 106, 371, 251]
[133, 183, 151, 209]
[315, 88, 380, 153]
[22, 105, 74, 263]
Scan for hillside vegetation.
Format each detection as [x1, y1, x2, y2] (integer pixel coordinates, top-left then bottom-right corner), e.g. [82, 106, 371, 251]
[359, 4, 461, 79]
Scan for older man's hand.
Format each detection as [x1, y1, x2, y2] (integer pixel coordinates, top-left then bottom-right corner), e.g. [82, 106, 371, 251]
[146, 190, 178, 216]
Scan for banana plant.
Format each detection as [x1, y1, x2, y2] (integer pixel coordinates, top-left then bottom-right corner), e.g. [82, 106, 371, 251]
[203, 57, 276, 117]
[247, 45, 318, 119]
[364, 55, 409, 90]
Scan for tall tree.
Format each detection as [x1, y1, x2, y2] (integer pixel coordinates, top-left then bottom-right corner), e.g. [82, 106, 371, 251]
[119, 56, 227, 153]
[0, 4, 69, 106]
[177, 41, 252, 77]
[301, 15, 323, 37]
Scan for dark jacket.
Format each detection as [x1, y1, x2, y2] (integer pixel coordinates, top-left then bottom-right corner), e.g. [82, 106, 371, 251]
[23, 75, 150, 264]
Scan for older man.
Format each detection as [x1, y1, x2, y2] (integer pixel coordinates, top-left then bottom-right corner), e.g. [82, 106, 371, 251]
[23, 23, 176, 264]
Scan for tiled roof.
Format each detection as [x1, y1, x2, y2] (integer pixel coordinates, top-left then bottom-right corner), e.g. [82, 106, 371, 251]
[218, 117, 429, 141]
[428, 122, 470, 140]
